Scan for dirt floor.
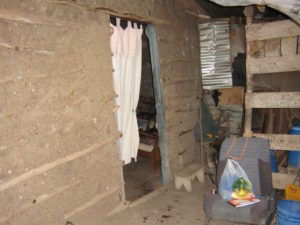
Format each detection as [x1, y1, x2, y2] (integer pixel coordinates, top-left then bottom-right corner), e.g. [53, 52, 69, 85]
[123, 157, 163, 201]
[101, 176, 256, 225]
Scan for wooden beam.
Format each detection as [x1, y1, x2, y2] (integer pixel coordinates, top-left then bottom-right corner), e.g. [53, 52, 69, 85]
[256, 5, 266, 13]
[243, 108, 253, 137]
[244, 6, 253, 25]
[298, 36, 300, 54]
[246, 20, 300, 41]
[278, 154, 288, 168]
[247, 55, 300, 74]
[253, 133, 300, 151]
[52, 0, 168, 25]
[246, 92, 300, 109]
[272, 172, 297, 190]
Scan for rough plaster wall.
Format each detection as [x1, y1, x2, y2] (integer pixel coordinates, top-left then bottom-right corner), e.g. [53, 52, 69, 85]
[157, 24, 199, 170]
[74, 0, 202, 174]
[154, 3, 201, 170]
[0, 0, 202, 224]
[0, 1, 122, 225]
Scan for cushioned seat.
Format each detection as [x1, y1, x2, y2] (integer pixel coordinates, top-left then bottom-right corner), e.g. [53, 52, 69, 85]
[204, 194, 273, 224]
[203, 137, 275, 225]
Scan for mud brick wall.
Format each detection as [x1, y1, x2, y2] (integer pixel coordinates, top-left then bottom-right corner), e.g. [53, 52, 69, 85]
[0, 0, 204, 224]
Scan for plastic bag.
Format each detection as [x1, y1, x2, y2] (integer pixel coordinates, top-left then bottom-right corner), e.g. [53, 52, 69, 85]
[218, 159, 253, 200]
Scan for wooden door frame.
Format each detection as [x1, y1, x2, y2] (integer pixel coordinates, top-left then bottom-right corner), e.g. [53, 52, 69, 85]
[146, 25, 171, 185]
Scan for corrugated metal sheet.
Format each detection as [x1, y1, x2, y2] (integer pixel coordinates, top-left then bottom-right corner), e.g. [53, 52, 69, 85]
[198, 21, 232, 90]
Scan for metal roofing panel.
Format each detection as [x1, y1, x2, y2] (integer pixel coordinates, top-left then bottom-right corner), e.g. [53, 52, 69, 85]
[198, 21, 232, 90]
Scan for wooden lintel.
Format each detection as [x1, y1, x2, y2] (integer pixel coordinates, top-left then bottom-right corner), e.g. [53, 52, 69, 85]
[247, 55, 300, 74]
[253, 133, 300, 151]
[246, 92, 300, 109]
[246, 19, 300, 41]
[51, 0, 168, 25]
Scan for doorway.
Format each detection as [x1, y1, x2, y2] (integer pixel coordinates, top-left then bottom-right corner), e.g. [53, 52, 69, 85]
[110, 17, 170, 201]
[122, 28, 162, 201]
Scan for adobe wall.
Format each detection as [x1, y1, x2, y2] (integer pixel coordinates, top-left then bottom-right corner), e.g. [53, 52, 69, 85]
[0, 0, 204, 224]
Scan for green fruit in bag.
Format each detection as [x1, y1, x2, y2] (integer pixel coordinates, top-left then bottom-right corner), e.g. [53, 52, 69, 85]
[232, 177, 251, 198]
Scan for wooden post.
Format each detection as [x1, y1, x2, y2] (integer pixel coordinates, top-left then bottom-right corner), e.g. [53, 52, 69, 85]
[243, 17, 300, 189]
[146, 25, 172, 185]
[244, 6, 253, 25]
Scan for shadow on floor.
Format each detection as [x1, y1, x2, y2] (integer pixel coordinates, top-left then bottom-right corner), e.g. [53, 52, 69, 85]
[102, 177, 252, 225]
[123, 156, 163, 201]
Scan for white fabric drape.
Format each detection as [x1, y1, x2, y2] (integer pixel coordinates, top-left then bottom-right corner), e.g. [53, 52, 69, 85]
[110, 18, 143, 164]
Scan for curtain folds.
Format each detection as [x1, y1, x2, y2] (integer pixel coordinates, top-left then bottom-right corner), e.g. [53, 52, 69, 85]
[110, 18, 143, 164]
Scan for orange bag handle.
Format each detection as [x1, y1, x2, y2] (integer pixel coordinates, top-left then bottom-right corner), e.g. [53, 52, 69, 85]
[226, 136, 248, 161]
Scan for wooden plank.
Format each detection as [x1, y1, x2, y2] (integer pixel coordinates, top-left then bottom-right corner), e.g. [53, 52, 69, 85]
[257, 108, 267, 132]
[282, 108, 291, 134]
[275, 109, 284, 134]
[298, 36, 300, 54]
[244, 6, 253, 25]
[256, 5, 266, 13]
[265, 39, 280, 57]
[219, 87, 244, 105]
[246, 41, 251, 59]
[250, 40, 265, 58]
[243, 108, 253, 137]
[147, 25, 171, 185]
[265, 109, 274, 134]
[278, 154, 288, 168]
[176, 162, 203, 177]
[246, 92, 300, 109]
[246, 39, 254, 93]
[281, 36, 297, 56]
[272, 172, 297, 190]
[175, 162, 204, 192]
[246, 72, 254, 93]
[247, 55, 300, 74]
[253, 133, 300, 151]
[246, 20, 300, 41]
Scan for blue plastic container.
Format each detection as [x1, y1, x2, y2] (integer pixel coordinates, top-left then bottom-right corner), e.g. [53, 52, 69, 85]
[288, 126, 300, 168]
[277, 200, 300, 225]
[270, 150, 278, 172]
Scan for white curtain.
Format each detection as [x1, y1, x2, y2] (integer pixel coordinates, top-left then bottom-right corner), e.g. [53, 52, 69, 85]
[110, 18, 143, 164]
